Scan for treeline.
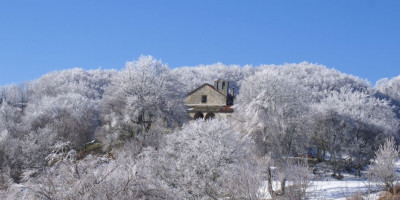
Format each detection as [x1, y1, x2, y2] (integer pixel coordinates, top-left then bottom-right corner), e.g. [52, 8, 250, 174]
[0, 56, 399, 199]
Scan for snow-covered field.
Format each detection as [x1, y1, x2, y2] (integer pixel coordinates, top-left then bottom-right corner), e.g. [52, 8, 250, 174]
[2, 160, 399, 199]
[310, 160, 400, 199]
[260, 160, 400, 199]
[307, 177, 379, 199]
[261, 175, 381, 199]
[0, 170, 392, 200]
[310, 159, 400, 199]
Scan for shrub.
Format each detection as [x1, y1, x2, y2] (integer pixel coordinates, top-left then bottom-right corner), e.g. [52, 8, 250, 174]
[346, 193, 364, 200]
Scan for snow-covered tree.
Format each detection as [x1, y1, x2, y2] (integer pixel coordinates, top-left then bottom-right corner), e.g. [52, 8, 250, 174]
[312, 87, 398, 176]
[376, 76, 400, 104]
[375, 76, 400, 120]
[170, 63, 253, 94]
[235, 63, 397, 177]
[23, 68, 114, 149]
[260, 154, 311, 199]
[100, 56, 186, 148]
[368, 137, 400, 194]
[0, 83, 30, 138]
[0, 68, 114, 182]
[158, 119, 260, 199]
[235, 67, 312, 157]
[2, 57, 400, 198]
[21, 142, 174, 200]
[257, 62, 371, 100]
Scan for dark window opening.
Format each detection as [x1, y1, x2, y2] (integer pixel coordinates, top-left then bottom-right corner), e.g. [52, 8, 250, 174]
[194, 112, 204, 119]
[201, 95, 207, 103]
[222, 82, 225, 90]
[205, 112, 215, 120]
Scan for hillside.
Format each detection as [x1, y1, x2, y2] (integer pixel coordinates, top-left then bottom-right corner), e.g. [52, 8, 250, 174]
[1, 56, 400, 199]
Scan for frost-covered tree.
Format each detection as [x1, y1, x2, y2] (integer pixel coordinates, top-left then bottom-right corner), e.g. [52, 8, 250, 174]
[0, 69, 114, 182]
[0, 83, 31, 112]
[19, 142, 173, 200]
[170, 63, 253, 94]
[100, 56, 186, 149]
[0, 89, 28, 182]
[23, 68, 114, 149]
[235, 67, 312, 157]
[312, 87, 398, 176]
[258, 62, 371, 100]
[260, 154, 311, 199]
[2, 56, 400, 198]
[235, 63, 397, 177]
[368, 137, 400, 194]
[29, 68, 114, 100]
[376, 76, 400, 104]
[235, 63, 371, 159]
[18, 119, 259, 199]
[375, 76, 400, 120]
[158, 119, 260, 199]
[0, 83, 30, 138]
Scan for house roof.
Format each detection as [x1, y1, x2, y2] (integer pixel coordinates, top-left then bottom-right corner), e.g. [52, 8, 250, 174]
[186, 105, 234, 113]
[219, 105, 234, 112]
[186, 83, 226, 97]
[186, 105, 226, 112]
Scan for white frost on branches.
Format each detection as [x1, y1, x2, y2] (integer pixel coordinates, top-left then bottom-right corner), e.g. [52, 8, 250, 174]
[368, 137, 400, 193]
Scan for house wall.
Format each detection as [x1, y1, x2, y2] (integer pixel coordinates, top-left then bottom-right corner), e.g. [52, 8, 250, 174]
[184, 85, 226, 106]
[188, 112, 233, 119]
[214, 80, 229, 96]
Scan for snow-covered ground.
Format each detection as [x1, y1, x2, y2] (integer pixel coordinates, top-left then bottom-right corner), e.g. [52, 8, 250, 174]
[261, 176, 378, 199]
[260, 174, 381, 199]
[260, 160, 400, 199]
[2, 161, 400, 199]
[307, 177, 379, 199]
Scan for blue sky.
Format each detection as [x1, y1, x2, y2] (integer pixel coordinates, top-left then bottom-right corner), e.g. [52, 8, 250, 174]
[0, 0, 399, 86]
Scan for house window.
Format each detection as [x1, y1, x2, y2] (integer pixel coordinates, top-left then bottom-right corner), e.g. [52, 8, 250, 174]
[222, 82, 225, 90]
[201, 95, 207, 103]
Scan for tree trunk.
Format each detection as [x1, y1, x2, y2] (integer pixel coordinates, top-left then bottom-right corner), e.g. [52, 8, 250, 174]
[267, 166, 286, 199]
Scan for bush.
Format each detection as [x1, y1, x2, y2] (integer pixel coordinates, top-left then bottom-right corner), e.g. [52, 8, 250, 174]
[0, 167, 12, 190]
[346, 193, 364, 200]
[377, 184, 400, 200]
[368, 138, 400, 194]
[77, 142, 103, 159]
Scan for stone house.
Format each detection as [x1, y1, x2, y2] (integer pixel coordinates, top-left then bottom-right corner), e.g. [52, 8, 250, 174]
[184, 80, 235, 119]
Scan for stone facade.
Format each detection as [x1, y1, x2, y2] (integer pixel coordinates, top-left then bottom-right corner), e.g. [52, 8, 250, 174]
[184, 84, 226, 106]
[184, 80, 235, 120]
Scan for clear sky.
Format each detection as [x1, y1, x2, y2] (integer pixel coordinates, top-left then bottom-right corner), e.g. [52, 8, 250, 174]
[0, 0, 399, 86]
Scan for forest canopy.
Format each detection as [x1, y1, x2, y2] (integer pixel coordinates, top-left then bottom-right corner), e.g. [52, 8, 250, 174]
[1, 55, 400, 199]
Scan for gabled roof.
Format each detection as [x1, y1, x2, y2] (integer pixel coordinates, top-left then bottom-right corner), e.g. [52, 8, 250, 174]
[186, 83, 226, 97]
